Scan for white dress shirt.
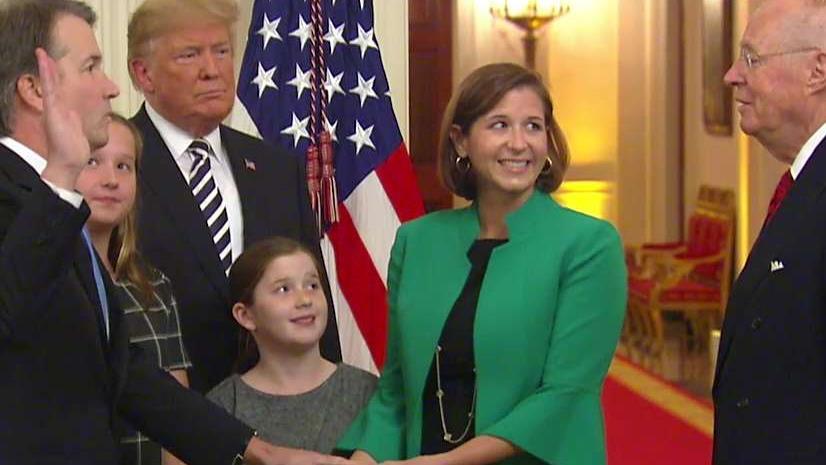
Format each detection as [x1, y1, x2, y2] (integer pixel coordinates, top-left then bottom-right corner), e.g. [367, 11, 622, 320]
[145, 103, 244, 263]
[791, 121, 826, 180]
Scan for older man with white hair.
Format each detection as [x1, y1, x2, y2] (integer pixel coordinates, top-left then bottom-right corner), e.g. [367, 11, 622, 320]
[714, 0, 826, 463]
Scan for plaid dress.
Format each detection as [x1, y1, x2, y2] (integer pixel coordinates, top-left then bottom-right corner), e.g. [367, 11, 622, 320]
[115, 269, 192, 465]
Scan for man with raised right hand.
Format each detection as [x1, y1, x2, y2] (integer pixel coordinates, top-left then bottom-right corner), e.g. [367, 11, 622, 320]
[0, 1, 351, 464]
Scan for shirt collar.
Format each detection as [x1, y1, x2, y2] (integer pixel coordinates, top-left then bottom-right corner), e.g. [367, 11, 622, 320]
[791, 120, 826, 179]
[145, 102, 223, 165]
[0, 136, 46, 175]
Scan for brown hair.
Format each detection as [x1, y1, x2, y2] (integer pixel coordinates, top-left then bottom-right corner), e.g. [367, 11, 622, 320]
[104, 113, 156, 308]
[127, 0, 239, 86]
[437, 62, 569, 200]
[229, 236, 325, 373]
[0, 0, 96, 136]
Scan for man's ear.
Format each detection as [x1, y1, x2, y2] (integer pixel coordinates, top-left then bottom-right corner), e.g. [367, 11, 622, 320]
[232, 303, 257, 332]
[16, 73, 44, 112]
[129, 58, 154, 94]
[808, 51, 826, 94]
[449, 124, 467, 157]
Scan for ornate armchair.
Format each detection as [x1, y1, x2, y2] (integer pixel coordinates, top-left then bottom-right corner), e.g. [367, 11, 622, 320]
[625, 186, 736, 364]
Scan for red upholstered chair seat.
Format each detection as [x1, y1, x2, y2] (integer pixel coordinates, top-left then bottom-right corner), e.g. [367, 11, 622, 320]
[623, 185, 735, 361]
[642, 241, 685, 251]
[628, 275, 722, 304]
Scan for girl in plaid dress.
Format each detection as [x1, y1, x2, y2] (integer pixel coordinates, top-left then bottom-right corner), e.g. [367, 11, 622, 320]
[76, 113, 191, 465]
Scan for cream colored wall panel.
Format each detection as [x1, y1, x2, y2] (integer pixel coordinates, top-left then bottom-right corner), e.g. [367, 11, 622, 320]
[85, 0, 144, 116]
[616, 0, 682, 247]
[374, 0, 409, 142]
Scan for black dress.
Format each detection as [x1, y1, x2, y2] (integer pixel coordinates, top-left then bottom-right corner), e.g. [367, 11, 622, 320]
[420, 239, 507, 454]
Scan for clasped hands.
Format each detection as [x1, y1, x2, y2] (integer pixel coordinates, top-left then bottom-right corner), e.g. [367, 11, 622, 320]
[351, 452, 445, 465]
[378, 457, 443, 465]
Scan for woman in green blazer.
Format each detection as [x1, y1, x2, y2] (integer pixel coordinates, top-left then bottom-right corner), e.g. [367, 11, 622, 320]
[340, 63, 627, 465]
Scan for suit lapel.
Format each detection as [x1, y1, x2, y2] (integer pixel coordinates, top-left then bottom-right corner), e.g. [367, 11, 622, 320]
[0, 143, 112, 352]
[0, 143, 42, 191]
[133, 107, 228, 298]
[74, 239, 109, 340]
[715, 140, 826, 390]
[221, 126, 264, 248]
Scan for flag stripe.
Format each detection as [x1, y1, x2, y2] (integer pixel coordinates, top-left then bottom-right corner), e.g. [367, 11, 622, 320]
[320, 236, 379, 374]
[343, 172, 400, 285]
[376, 143, 426, 222]
[327, 207, 388, 368]
[239, 0, 424, 372]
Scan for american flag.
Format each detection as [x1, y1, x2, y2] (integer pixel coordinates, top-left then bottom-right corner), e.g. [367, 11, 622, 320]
[237, 0, 424, 373]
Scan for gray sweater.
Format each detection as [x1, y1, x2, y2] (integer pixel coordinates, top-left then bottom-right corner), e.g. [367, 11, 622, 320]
[207, 364, 377, 454]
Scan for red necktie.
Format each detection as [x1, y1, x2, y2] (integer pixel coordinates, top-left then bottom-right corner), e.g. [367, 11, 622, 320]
[763, 170, 794, 226]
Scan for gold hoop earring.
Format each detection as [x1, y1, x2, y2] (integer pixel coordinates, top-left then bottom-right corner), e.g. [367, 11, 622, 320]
[455, 155, 471, 174]
[541, 156, 553, 175]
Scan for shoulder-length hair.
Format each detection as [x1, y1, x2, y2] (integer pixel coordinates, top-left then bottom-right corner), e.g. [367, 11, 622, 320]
[229, 236, 325, 373]
[437, 62, 570, 200]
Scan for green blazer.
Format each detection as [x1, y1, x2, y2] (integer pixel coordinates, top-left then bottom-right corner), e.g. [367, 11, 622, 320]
[339, 190, 627, 465]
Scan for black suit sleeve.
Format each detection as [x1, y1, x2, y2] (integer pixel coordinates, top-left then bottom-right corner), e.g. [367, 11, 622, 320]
[117, 347, 255, 465]
[0, 179, 253, 464]
[0, 181, 87, 340]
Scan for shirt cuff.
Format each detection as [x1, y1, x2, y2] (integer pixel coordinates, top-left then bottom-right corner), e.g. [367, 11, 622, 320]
[41, 178, 84, 208]
[233, 430, 259, 465]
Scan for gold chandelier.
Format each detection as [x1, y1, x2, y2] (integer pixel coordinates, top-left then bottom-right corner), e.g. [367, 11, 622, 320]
[490, 0, 570, 69]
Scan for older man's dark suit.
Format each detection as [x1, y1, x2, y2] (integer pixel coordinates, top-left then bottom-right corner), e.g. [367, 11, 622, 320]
[713, 138, 826, 464]
[0, 145, 252, 465]
[132, 106, 341, 392]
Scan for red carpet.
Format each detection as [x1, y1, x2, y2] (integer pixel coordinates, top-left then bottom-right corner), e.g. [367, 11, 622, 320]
[602, 358, 713, 465]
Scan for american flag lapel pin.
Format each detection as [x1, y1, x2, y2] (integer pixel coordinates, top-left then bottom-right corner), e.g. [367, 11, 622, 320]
[244, 158, 256, 171]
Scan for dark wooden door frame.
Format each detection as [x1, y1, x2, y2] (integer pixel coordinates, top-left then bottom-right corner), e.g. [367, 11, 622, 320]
[408, 0, 453, 211]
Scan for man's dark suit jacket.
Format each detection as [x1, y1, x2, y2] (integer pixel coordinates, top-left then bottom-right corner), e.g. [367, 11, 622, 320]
[713, 138, 826, 464]
[0, 144, 252, 465]
[132, 106, 341, 392]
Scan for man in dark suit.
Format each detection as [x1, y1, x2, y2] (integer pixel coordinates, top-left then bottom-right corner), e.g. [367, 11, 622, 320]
[714, 0, 826, 463]
[126, 0, 340, 393]
[0, 1, 350, 464]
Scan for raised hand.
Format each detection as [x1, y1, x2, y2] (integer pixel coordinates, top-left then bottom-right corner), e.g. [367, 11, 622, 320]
[36, 47, 91, 191]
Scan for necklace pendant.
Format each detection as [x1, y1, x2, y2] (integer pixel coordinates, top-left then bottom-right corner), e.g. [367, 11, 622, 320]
[443, 433, 452, 441]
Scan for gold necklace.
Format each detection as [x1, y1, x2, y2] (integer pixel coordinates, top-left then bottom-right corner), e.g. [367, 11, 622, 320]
[434, 344, 477, 444]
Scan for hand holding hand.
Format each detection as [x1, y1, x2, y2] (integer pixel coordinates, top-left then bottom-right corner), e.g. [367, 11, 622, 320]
[244, 437, 356, 465]
[36, 47, 91, 191]
[381, 455, 445, 465]
[349, 450, 379, 465]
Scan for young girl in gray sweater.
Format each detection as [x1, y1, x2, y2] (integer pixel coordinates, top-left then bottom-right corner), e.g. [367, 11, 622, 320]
[207, 237, 376, 453]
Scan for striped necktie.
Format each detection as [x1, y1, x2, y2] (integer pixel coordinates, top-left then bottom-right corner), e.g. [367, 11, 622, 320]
[188, 139, 232, 274]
